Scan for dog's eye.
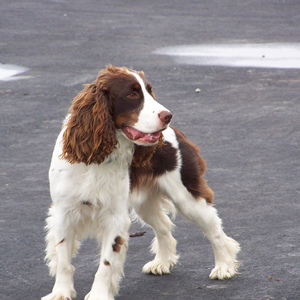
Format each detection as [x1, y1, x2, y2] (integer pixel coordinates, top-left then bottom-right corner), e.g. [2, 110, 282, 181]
[127, 92, 138, 99]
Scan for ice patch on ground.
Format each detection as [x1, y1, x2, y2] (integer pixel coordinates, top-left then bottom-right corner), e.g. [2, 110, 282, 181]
[0, 64, 32, 81]
[153, 43, 300, 69]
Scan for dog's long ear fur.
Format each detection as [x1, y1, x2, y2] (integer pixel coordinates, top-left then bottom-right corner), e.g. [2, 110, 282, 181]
[61, 80, 118, 165]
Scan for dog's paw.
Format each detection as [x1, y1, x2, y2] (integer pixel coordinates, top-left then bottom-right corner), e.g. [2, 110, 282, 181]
[209, 260, 240, 280]
[84, 291, 114, 300]
[142, 258, 177, 275]
[41, 289, 76, 300]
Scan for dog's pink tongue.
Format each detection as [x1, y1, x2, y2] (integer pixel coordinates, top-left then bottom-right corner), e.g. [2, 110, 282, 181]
[123, 127, 144, 140]
[123, 126, 160, 143]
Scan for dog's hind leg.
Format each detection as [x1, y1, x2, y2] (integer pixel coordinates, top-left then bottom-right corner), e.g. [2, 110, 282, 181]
[130, 189, 179, 275]
[159, 172, 241, 280]
[42, 205, 77, 300]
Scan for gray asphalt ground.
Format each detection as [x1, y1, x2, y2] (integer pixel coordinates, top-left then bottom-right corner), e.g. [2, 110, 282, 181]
[1, 1, 300, 299]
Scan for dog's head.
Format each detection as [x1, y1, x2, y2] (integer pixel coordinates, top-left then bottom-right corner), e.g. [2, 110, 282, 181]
[61, 65, 172, 165]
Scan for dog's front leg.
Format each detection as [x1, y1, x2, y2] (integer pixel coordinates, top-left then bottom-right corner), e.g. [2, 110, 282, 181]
[85, 214, 131, 300]
[42, 206, 77, 300]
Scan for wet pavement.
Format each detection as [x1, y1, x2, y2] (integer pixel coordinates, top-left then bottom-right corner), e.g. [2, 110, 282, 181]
[1, 1, 300, 299]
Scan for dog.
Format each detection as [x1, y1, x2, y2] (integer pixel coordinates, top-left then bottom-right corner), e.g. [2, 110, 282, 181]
[42, 65, 240, 300]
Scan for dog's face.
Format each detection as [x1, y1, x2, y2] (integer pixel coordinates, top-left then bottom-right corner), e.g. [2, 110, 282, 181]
[62, 66, 172, 165]
[107, 68, 172, 146]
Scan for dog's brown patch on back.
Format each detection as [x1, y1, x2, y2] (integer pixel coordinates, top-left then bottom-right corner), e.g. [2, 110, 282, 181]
[172, 127, 214, 203]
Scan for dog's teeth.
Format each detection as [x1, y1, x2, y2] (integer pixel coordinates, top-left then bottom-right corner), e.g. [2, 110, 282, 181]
[148, 133, 151, 136]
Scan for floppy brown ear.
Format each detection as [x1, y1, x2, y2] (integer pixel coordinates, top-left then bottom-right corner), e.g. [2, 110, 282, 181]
[61, 82, 118, 165]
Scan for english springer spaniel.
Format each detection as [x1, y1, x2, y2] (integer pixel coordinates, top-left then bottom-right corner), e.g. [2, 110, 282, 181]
[42, 66, 240, 300]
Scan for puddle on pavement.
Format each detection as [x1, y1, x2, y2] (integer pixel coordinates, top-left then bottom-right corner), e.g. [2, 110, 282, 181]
[0, 64, 32, 81]
[153, 43, 300, 69]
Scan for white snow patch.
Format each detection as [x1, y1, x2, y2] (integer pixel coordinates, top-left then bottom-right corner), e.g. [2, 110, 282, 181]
[153, 43, 300, 69]
[0, 64, 32, 81]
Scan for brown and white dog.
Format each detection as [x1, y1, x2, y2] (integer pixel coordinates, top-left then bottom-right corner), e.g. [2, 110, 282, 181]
[42, 66, 240, 300]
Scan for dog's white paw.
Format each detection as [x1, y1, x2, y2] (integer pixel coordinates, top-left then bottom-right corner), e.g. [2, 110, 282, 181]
[84, 291, 114, 300]
[209, 234, 241, 280]
[41, 288, 76, 300]
[142, 258, 177, 275]
[209, 260, 240, 280]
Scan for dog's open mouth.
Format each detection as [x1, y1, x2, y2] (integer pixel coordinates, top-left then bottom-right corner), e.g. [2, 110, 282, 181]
[122, 126, 161, 143]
